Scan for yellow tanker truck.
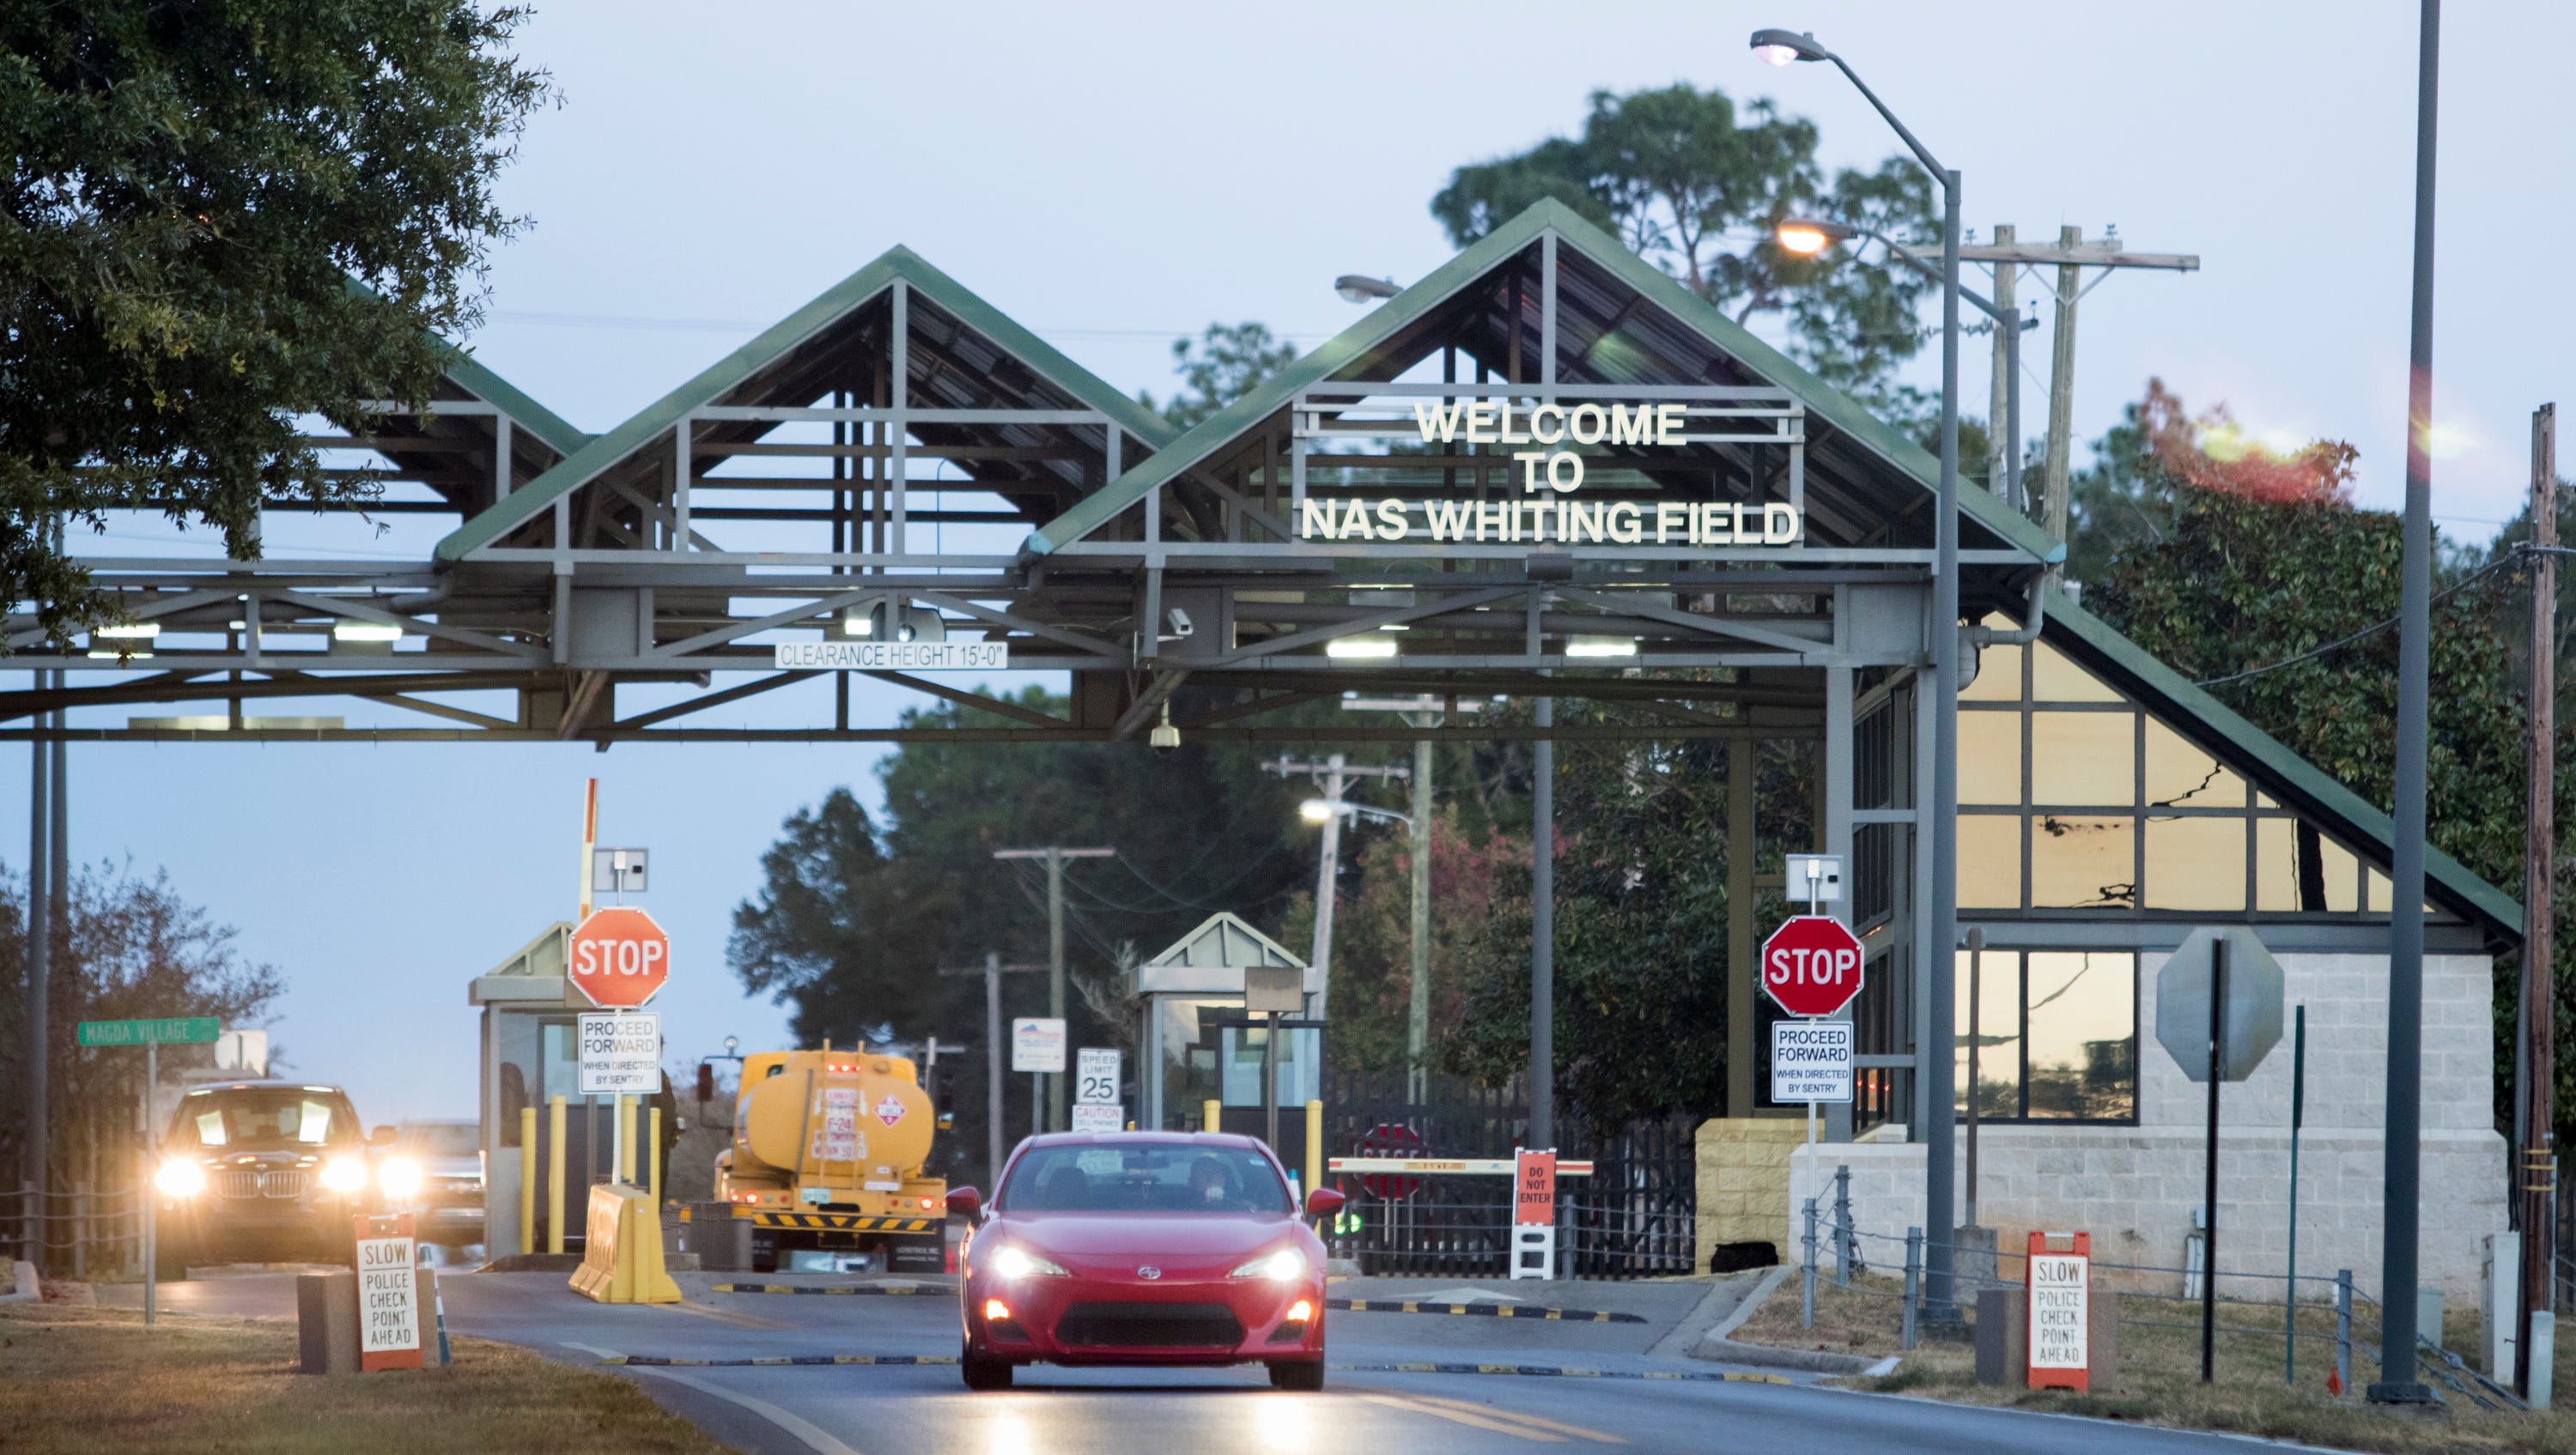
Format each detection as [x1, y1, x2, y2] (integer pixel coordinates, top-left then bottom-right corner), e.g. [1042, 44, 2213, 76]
[708, 1048, 950, 1274]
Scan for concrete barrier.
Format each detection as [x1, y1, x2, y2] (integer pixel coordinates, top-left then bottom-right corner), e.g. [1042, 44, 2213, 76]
[569, 1184, 681, 1305]
[297, 1270, 361, 1373]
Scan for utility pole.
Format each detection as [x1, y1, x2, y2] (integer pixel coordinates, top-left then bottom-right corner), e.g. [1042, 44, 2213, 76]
[2519, 402, 2559, 1397]
[1340, 697, 1481, 1100]
[23, 667, 49, 1264]
[1946, 231, 2198, 550]
[938, 954, 1045, 1191]
[992, 847, 1112, 1133]
[1266, 755, 1410, 1033]
[1987, 224, 2017, 505]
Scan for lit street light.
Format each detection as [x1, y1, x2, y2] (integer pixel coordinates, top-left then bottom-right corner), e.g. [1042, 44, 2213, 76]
[1752, 22, 1968, 1319]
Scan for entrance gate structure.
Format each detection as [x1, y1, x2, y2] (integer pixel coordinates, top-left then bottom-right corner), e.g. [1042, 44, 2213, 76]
[8, 200, 2064, 1148]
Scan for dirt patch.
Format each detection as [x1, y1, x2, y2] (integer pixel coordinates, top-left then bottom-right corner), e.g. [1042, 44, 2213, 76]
[0, 1301, 736, 1455]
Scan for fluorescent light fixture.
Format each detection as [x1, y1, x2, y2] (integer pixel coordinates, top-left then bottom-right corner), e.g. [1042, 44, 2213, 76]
[88, 648, 151, 660]
[840, 605, 874, 637]
[94, 622, 160, 640]
[1323, 634, 1399, 659]
[1566, 636, 1639, 658]
[331, 621, 404, 643]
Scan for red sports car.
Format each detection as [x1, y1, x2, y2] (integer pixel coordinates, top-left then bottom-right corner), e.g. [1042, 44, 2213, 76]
[950, 1131, 1345, 1391]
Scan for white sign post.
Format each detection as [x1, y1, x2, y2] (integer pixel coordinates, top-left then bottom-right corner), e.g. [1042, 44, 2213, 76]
[1012, 1018, 1066, 1073]
[578, 1012, 662, 1096]
[1072, 1047, 1121, 1133]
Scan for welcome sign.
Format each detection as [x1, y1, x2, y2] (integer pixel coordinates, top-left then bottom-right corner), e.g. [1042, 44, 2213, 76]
[1295, 396, 1803, 549]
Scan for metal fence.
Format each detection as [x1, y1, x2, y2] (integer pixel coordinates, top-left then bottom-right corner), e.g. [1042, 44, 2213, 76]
[1317, 1070, 1697, 1280]
[1, 1181, 142, 1280]
[1800, 1163, 2523, 1410]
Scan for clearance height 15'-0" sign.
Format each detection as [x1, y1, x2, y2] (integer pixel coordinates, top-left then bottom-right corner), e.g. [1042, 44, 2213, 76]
[1297, 397, 1803, 549]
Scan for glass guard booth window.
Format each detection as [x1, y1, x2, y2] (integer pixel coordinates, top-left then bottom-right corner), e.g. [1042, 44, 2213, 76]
[1958, 624, 2428, 920]
[1151, 998, 1320, 1130]
[1953, 949, 2138, 1123]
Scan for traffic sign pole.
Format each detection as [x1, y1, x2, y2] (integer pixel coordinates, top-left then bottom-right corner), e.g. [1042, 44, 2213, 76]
[143, 1038, 155, 1327]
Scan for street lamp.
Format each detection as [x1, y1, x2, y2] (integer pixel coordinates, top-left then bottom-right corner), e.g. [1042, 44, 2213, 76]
[1776, 216, 2031, 510]
[1334, 274, 1400, 304]
[1753, 24, 1968, 1318]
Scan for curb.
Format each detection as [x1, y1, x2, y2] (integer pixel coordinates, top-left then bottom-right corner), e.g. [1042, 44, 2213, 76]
[708, 1282, 943, 1296]
[1687, 1265, 1883, 1375]
[586, 1349, 1792, 1385]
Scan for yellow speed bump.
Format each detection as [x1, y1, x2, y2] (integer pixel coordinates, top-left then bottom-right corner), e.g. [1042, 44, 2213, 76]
[569, 1183, 682, 1305]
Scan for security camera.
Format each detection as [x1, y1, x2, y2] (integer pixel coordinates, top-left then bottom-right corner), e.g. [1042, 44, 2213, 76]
[1163, 607, 1194, 640]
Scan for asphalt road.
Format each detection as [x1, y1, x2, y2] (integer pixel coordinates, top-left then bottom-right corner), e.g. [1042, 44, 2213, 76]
[102, 1270, 2334, 1455]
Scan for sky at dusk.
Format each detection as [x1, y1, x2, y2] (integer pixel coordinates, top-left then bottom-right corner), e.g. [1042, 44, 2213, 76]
[36, 0, 2575, 1124]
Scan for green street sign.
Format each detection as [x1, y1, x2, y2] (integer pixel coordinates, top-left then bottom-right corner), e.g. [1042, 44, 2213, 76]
[77, 1017, 220, 1048]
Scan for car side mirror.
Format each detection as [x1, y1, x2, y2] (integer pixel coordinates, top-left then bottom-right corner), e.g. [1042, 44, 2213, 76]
[369, 1125, 397, 1148]
[1305, 1188, 1346, 1219]
[945, 1187, 981, 1222]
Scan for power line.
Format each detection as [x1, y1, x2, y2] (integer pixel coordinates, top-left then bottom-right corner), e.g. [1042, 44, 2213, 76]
[2191, 548, 2529, 689]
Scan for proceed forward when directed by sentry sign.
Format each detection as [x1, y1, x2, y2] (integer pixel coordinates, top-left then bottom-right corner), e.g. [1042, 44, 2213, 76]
[577, 1012, 661, 1096]
[1771, 1021, 1852, 1104]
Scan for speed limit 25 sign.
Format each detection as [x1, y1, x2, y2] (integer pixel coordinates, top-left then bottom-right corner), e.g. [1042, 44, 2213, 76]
[1074, 1047, 1121, 1106]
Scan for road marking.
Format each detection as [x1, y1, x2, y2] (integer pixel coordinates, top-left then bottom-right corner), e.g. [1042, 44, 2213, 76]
[1359, 1392, 1569, 1442]
[1394, 1392, 1627, 1443]
[710, 1282, 939, 1296]
[1341, 1361, 1792, 1385]
[666, 1298, 792, 1330]
[626, 1366, 872, 1455]
[1329, 1298, 1644, 1324]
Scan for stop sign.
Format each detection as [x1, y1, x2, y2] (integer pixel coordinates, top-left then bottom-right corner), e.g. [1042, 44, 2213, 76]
[1761, 914, 1864, 1018]
[569, 906, 670, 1009]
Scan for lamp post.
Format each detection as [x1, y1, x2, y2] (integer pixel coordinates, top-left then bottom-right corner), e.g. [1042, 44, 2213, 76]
[1779, 218, 2024, 508]
[1754, 26, 1966, 1313]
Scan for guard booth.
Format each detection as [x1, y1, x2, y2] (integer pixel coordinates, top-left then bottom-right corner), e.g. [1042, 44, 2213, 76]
[1129, 913, 1319, 1181]
[468, 923, 660, 1255]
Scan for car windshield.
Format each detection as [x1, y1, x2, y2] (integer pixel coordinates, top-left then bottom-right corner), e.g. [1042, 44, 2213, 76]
[178, 1090, 355, 1150]
[399, 1124, 478, 1155]
[999, 1143, 1291, 1215]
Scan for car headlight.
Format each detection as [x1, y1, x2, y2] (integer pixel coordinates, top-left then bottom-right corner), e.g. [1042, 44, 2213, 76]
[154, 1160, 207, 1197]
[1231, 1248, 1306, 1282]
[377, 1157, 422, 1198]
[320, 1157, 369, 1193]
[988, 1245, 1068, 1279]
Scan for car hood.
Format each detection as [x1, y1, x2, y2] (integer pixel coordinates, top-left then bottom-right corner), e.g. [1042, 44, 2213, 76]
[989, 1213, 1303, 1276]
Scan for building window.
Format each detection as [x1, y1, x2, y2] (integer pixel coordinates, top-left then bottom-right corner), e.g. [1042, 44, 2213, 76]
[1955, 949, 2138, 1123]
[1959, 626, 2430, 921]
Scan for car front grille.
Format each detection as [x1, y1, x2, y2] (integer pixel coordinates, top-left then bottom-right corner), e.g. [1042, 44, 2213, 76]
[216, 1168, 308, 1199]
[1055, 1302, 1244, 1349]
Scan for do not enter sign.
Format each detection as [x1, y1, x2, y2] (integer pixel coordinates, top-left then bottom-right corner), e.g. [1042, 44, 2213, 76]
[1761, 914, 1864, 1018]
[569, 906, 670, 1009]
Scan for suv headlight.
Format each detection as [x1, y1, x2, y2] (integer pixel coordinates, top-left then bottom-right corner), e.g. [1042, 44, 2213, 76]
[154, 1160, 207, 1197]
[1230, 1249, 1306, 1282]
[320, 1157, 369, 1193]
[377, 1157, 422, 1198]
[988, 1245, 1069, 1279]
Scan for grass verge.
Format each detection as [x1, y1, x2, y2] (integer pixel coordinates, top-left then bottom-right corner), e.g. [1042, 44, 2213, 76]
[1734, 1272, 2576, 1454]
[0, 1301, 737, 1455]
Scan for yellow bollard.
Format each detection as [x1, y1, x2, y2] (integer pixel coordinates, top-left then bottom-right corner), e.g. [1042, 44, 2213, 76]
[518, 1107, 537, 1257]
[1203, 1099, 1221, 1133]
[648, 1106, 663, 1205]
[615, 1096, 635, 1187]
[547, 1095, 567, 1255]
[1304, 1100, 1323, 1204]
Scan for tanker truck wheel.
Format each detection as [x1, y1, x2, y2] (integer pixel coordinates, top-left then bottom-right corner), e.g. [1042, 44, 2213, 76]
[961, 1347, 1013, 1391]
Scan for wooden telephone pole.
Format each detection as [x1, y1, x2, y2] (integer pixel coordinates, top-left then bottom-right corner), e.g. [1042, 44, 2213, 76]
[2520, 402, 2560, 1397]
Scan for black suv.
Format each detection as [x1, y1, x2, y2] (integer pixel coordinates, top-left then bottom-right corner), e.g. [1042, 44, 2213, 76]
[154, 1082, 390, 1276]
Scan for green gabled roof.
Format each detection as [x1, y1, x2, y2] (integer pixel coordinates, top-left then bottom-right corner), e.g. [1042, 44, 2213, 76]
[339, 274, 591, 457]
[434, 246, 1176, 561]
[1028, 197, 2063, 567]
[440, 347, 589, 458]
[2045, 593, 2523, 943]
